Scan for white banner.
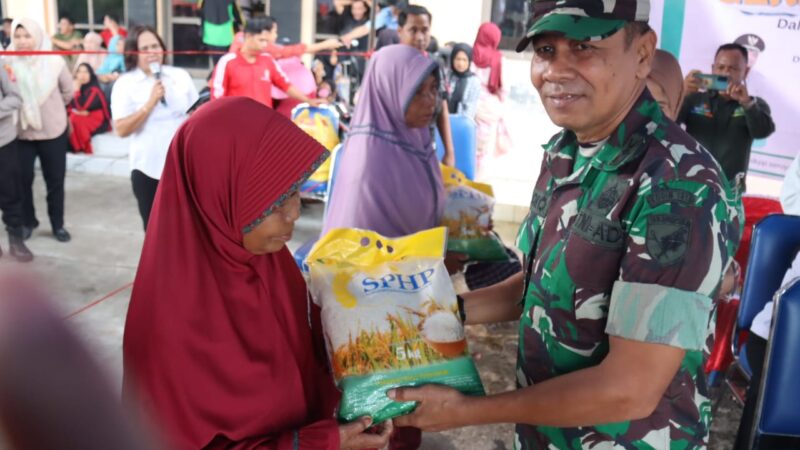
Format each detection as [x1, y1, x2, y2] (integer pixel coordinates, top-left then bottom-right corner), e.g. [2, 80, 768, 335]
[654, 0, 800, 179]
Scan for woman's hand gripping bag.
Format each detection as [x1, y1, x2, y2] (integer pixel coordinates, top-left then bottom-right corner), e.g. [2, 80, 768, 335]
[441, 165, 507, 261]
[306, 227, 485, 424]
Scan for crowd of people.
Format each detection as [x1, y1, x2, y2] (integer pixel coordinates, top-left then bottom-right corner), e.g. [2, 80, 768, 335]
[0, 0, 799, 449]
[0, 13, 130, 263]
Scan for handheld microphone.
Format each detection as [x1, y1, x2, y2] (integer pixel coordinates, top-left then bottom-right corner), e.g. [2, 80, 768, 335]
[149, 62, 167, 106]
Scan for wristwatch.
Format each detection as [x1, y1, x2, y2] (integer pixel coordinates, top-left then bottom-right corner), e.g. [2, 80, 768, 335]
[456, 294, 466, 323]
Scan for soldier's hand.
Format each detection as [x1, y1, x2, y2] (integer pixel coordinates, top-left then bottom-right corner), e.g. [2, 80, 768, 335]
[683, 70, 701, 94]
[389, 385, 471, 432]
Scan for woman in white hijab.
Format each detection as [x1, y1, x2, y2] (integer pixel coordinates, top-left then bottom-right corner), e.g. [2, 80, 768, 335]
[73, 32, 107, 74]
[7, 18, 73, 242]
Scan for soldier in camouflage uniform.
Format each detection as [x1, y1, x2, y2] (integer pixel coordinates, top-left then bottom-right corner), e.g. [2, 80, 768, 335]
[389, 1, 743, 449]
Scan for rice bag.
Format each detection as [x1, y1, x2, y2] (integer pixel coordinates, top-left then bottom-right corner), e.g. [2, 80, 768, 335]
[306, 227, 485, 424]
[441, 165, 507, 261]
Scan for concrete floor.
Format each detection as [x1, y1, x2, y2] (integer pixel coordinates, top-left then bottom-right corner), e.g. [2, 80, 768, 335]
[0, 169, 742, 449]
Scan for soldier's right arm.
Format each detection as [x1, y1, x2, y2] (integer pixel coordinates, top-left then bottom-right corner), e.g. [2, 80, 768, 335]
[461, 272, 524, 325]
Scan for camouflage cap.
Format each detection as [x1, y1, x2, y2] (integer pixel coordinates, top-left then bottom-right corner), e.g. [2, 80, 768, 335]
[516, 0, 651, 52]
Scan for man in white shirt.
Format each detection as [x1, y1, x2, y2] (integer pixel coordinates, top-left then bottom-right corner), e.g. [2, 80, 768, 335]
[111, 26, 198, 230]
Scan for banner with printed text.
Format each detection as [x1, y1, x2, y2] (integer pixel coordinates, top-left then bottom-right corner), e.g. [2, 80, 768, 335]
[653, 0, 800, 179]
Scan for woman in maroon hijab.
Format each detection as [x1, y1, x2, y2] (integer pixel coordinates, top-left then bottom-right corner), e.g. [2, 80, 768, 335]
[122, 97, 392, 450]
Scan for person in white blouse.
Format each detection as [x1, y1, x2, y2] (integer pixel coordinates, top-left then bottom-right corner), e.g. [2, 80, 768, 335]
[733, 152, 800, 450]
[111, 26, 198, 230]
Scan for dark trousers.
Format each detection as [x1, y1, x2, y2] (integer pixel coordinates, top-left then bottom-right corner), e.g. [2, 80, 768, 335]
[206, 45, 228, 66]
[733, 334, 800, 449]
[131, 169, 159, 231]
[0, 139, 23, 234]
[18, 133, 68, 231]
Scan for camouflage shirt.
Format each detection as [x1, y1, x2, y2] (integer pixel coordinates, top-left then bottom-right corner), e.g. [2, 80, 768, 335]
[514, 91, 743, 450]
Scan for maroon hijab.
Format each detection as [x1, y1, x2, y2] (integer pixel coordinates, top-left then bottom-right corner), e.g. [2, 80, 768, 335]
[122, 97, 339, 449]
[472, 22, 503, 94]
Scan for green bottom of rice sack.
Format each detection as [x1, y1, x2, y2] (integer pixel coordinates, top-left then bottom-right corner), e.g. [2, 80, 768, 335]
[447, 235, 508, 262]
[440, 165, 508, 262]
[338, 356, 485, 424]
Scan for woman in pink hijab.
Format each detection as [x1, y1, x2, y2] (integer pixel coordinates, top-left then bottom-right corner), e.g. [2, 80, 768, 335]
[472, 23, 511, 179]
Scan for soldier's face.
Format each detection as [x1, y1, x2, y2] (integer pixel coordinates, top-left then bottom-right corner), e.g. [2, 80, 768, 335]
[530, 28, 656, 142]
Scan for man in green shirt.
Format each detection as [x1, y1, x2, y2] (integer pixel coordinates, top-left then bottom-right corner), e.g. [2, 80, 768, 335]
[52, 16, 83, 70]
[388, 1, 743, 448]
[678, 43, 775, 190]
[200, 0, 245, 64]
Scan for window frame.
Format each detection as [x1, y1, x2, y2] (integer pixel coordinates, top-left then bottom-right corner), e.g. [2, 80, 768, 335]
[58, 0, 129, 34]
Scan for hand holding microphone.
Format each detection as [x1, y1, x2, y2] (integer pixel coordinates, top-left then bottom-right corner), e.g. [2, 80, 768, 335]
[149, 62, 167, 107]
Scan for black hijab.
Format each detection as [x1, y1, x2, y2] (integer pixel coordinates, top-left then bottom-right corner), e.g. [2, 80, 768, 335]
[447, 43, 475, 115]
[70, 63, 110, 128]
[75, 63, 101, 99]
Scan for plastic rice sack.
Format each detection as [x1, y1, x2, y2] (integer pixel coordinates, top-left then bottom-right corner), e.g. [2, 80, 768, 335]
[306, 227, 485, 423]
[441, 165, 507, 261]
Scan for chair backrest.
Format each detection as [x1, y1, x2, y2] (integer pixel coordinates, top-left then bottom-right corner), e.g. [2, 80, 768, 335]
[738, 214, 800, 330]
[435, 128, 445, 160]
[325, 144, 344, 200]
[754, 277, 800, 442]
[449, 114, 477, 180]
[434, 115, 478, 180]
[322, 143, 344, 217]
[291, 103, 341, 132]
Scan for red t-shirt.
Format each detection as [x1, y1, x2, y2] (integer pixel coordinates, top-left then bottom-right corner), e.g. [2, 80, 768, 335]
[210, 51, 293, 108]
[100, 28, 128, 47]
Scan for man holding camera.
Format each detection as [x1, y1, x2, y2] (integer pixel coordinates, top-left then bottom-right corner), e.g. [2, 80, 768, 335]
[678, 43, 775, 190]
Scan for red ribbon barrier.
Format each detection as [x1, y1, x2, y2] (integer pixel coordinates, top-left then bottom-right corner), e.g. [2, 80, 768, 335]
[0, 49, 373, 57]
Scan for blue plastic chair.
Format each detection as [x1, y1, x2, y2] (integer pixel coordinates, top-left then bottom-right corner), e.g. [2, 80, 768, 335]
[731, 214, 800, 382]
[434, 114, 477, 180]
[750, 277, 800, 449]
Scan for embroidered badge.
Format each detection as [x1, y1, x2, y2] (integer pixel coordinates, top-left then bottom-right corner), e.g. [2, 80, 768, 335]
[530, 190, 550, 218]
[647, 188, 699, 208]
[572, 211, 625, 249]
[593, 178, 628, 213]
[646, 214, 691, 266]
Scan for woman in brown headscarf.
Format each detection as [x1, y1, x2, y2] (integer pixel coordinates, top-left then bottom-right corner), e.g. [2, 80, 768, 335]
[647, 49, 685, 121]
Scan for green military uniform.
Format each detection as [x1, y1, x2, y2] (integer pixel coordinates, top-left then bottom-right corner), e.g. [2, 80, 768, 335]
[513, 1, 744, 448]
[515, 91, 742, 449]
[678, 92, 775, 183]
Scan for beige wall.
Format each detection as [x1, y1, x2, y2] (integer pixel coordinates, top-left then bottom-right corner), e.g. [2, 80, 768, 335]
[6, 0, 56, 34]
[415, 0, 488, 45]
